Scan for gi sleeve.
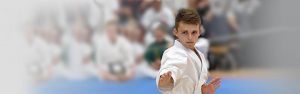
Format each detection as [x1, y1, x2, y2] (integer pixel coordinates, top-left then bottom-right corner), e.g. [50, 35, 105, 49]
[156, 49, 188, 92]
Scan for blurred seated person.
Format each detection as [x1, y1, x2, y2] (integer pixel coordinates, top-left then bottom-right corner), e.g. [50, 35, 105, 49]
[123, 19, 159, 79]
[205, 1, 239, 70]
[144, 24, 171, 70]
[96, 19, 135, 82]
[122, 19, 145, 65]
[54, 21, 96, 80]
[26, 23, 64, 81]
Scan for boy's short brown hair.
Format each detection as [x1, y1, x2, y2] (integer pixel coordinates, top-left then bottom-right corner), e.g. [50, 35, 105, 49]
[174, 8, 201, 30]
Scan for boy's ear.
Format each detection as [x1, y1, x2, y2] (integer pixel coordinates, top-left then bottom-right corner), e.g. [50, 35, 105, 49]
[172, 28, 178, 39]
[172, 28, 177, 35]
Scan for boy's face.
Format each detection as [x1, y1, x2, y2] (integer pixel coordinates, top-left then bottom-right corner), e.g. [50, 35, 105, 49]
[174, 22, 201, 49]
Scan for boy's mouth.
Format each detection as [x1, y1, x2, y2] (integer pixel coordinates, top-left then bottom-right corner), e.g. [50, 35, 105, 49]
[186, 42, 194, 44]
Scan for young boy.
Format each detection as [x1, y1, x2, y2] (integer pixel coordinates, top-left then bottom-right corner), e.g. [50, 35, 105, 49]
[156, 8, 221, 94]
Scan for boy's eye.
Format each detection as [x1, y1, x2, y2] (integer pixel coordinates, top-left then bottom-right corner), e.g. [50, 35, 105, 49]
[182, 31, 188, 34]
[192, 31, 196, 34]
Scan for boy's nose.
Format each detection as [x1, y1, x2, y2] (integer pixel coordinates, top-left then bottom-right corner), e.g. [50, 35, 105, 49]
[188, 34, 192, 40]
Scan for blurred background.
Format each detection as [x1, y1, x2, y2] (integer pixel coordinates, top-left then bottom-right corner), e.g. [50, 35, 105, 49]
[0, 0, 299, 94]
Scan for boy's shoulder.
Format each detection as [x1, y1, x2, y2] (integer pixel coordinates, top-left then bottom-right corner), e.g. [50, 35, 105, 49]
[163, 45, 188, 57]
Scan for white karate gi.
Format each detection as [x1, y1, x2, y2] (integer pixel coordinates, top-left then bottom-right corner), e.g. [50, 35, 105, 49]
[95, 34, 134, 77]
[157, 40, 209, 94]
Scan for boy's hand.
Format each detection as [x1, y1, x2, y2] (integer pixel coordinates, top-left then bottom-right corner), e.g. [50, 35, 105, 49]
[202, 77, 221, 94]
[158, 71, 174, 89]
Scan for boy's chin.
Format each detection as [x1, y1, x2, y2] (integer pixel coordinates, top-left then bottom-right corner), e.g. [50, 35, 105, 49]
[185, 45, 195, 49]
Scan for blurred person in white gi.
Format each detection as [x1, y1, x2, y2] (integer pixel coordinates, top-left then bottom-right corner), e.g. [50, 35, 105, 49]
[61, 20, 96, 80]
[95, 19, 135, 81]
[122, 19, 158, 79]
[25, 23, 51, 81]
[156, 9, 221, 94]
[26, 22, 64, 81]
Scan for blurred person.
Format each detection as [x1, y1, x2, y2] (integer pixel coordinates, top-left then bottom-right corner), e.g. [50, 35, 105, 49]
[205, 0, 239, 70]
[95, 20, 135, 82]
[60, 20, 97, 80]
[24, 23, 48, 81]
[123, 19, 158, 79]
[140, 0, 175, 31]
[123, 19, 145, 55]
[122, 19, 145, 67]
[144, 24, 171, 70]
[24, 6, 66, 81]
[26, 22, 64, 81]
[41, 23, 69, 79]
[156, 9, 221, 94]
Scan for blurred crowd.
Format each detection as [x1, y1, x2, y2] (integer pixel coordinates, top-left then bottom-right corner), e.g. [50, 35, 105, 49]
[23, 0, 260, 82]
